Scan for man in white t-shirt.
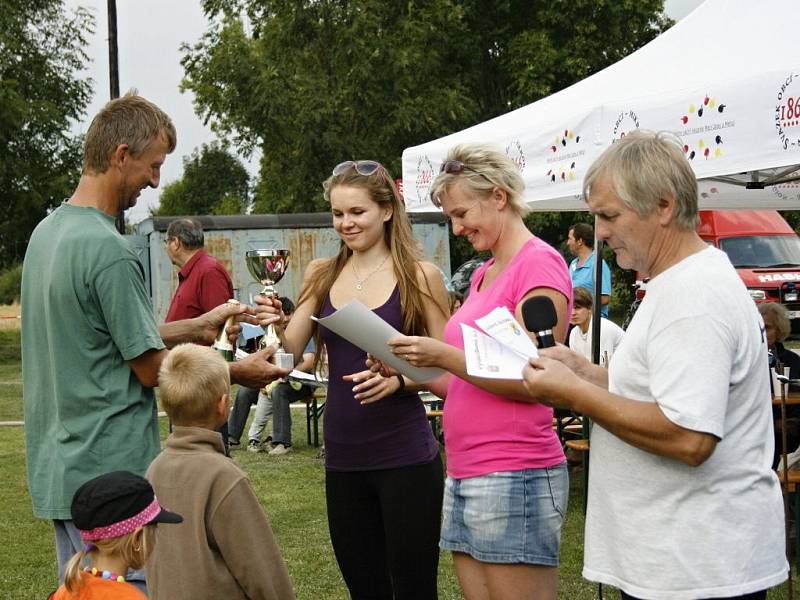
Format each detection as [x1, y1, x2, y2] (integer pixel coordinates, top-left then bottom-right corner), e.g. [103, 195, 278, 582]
[568, 287, 623, 367]
[522, 131, 787, 600]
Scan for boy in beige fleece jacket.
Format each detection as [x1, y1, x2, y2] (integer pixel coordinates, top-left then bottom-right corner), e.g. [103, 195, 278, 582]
[146, 343, 295, 600]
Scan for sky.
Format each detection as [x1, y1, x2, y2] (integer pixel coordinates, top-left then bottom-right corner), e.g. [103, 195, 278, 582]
[66, 0, 704, 223]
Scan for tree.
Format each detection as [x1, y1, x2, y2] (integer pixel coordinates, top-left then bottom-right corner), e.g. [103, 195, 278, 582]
[182, 0, 670, 215]
[153, 142, 250, 216]
[0, 0, 93, 267]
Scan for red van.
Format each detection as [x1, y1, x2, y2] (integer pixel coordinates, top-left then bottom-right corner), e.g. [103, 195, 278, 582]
[626, 210, 800, 330]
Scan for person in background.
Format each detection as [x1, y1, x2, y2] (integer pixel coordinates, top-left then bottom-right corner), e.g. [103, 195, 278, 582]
[568, 287, 624, 367]
[385, 143, 571, 600]
[245, 297, 317, 455]
[567, 222, 611, 318]
[449, 256, 485, 301]
[255, 159, 450, 599]
[146, 344, 294, 600]
[228, 296, 297, 453]
[164, 218, 234, 323]
[448, 290, 464, 314]
[21, 91, 285, 590]
[49, 471, 183, 600]
[522, 130, 787, 599]
[265, 334, 316, 456]
[164, 217, 235, 450]
[758, 301, 800, 467]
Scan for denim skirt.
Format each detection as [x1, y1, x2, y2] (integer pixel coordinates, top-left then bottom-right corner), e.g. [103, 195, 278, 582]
[440, 463, 568, 565]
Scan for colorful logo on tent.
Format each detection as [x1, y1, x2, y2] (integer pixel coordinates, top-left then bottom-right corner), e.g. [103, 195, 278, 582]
[545, 128, 583, 183]
[505, 140, 527, 172]
[775, 73, 800, 151]
[677, 94, 728, 160]
[415, 155, 435, 204]
[612, 110, 640, 140]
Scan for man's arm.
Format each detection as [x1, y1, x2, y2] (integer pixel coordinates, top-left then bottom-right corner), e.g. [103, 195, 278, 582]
[570, 378, 717, 466]
[129, 346, 287, 390]
[522, 352, 718, 467]
[128, 348, 169, 388]
[229, 347, 292, 388]
[159, 301, 262, 348]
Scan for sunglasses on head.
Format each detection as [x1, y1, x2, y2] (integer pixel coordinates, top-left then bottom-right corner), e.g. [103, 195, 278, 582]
[439, 160, 494, 185]
[332, 160, 384, 177]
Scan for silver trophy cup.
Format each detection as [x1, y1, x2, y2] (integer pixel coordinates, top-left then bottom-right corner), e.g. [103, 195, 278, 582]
[246, 249, 294, 370]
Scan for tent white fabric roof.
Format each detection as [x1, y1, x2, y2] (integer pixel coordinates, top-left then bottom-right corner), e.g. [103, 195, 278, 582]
[401, 0, 800, 212]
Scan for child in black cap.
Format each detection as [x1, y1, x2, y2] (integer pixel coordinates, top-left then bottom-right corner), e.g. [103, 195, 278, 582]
[48, 470, 182, 599]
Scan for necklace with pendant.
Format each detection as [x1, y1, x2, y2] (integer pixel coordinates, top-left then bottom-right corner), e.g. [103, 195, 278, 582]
[352, 253, 390, 291]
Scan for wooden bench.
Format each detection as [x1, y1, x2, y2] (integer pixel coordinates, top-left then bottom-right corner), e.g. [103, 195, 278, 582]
[304, 388, 326, 447]
[565, 438, 590, 453]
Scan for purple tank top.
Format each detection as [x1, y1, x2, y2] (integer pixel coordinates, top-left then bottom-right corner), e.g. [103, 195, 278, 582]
[319, 285, 439, 471]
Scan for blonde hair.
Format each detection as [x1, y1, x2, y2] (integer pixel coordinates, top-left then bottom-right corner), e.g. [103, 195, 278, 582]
[63, 527, 153, 594]
[299, 163, 448, 372]
[83, 90, 177, 175]
[429, 143, 529, 217]
[583, 130, 699, 231]
[158, 344, 230, 425]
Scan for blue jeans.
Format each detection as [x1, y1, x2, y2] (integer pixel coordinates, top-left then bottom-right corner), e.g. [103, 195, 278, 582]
[271, 381, 313, 446]
[440, 463, 568, 565]
[228, 386, 259, 444]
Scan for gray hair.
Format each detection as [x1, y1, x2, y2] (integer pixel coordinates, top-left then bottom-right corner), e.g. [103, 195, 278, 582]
[429, 143, 529, 217]
[583, 130, 699, 231]
[166, 218, 204, 250]
[758, 301, 791, 342]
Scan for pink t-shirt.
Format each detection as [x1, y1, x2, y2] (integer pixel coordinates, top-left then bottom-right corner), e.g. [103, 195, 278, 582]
[443, 237, 572, 479]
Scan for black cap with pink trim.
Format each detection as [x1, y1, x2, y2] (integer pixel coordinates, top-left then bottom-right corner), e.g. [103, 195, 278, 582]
[71, 470, 183, 542]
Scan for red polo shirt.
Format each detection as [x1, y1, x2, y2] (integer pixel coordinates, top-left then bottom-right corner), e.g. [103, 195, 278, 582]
[165, 250, 234, 322]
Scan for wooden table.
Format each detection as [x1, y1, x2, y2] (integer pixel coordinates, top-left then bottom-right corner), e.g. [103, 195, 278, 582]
[771, 392, 800, 405]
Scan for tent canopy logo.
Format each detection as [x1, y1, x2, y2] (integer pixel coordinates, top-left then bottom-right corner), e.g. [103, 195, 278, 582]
[505, 139, 527, 172]
[545, 128, 583, 183]
[775, 72, 800, 151]
[675, 93, 730, 161]
[612, 110, 640, 140]
[414, 155, 435, 205]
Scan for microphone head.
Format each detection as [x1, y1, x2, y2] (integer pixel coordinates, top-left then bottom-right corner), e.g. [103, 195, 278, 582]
[522, 296, 558, 332]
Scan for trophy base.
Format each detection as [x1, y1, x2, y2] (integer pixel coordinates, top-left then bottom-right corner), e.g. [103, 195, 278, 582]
[273, 351, 294, 370]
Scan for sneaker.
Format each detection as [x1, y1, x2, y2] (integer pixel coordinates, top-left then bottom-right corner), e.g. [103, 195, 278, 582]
[268, 443, 293, 456]
[247, 439, 263, 453]
[228, 439, 242, 451]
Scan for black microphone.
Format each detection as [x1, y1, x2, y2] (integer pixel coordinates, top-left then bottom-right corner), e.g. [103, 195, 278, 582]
[521, 296, 558, 349]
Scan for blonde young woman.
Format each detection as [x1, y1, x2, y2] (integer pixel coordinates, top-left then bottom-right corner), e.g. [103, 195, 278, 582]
[384, 144, 572, 600]
[256, 160, 449, 599]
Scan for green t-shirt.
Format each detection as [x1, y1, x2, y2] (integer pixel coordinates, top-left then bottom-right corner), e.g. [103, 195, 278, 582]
[22, 203, 165, 519]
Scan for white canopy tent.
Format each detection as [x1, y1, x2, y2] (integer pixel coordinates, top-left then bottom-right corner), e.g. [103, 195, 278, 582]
[402, 0, 800, 212]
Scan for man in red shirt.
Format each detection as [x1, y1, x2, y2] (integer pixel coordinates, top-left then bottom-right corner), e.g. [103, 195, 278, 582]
[164, 218, 236, 450]
[164, 218, 234, 322]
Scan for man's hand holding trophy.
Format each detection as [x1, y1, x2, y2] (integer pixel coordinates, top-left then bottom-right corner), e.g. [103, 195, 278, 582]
[209, 248, 292, 361]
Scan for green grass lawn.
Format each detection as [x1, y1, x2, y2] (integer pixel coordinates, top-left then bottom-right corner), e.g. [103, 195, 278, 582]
[0, 327, 796, 599]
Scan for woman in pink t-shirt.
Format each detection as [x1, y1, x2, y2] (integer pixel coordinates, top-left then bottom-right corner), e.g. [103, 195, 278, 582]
[388, 143, 572, 600]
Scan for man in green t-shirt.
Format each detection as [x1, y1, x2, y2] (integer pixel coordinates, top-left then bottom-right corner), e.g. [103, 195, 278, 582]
[21, 92, 290, 590]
